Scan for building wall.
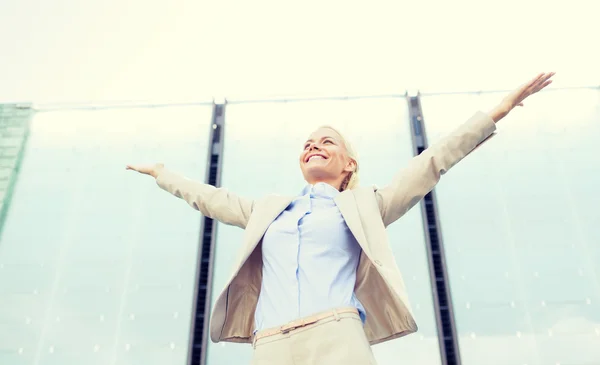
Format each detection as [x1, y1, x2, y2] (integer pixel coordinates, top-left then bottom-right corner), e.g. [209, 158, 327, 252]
[0, 90, 598, 365]
[0, 104, 32, 241]
[421, 89, 600, 365]
[0, 106, 212, 365]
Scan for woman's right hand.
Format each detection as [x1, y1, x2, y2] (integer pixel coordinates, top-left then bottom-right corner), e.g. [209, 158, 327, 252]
[126, 163, 165, 179]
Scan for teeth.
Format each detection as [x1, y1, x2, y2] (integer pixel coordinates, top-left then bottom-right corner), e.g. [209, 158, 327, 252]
[308, 155, 325, 162]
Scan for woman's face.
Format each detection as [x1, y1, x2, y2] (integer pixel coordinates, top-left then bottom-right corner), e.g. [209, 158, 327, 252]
[299, 127, 354, 186]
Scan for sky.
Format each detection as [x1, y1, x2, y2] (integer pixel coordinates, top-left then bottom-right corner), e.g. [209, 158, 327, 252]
[0, 0, 599, 104]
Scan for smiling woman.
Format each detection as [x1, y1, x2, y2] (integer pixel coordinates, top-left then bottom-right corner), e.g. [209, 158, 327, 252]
[126, 72, 555, 365]
[300, 125, 359, 192]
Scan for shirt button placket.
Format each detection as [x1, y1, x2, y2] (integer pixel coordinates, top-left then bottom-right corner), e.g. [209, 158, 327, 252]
[295, 205, 303, 317]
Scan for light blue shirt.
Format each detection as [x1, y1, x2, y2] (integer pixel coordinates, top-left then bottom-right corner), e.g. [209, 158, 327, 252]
[254, 182, 366, 332]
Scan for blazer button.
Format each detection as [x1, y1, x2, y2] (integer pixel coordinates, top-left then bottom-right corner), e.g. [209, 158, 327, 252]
[374, 260, 383, 266]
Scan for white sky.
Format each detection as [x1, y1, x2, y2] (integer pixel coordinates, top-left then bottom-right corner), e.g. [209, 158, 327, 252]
[1, 0, 598, 104]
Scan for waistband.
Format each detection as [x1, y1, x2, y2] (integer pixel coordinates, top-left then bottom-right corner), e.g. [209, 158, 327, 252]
[253, 307, 359, 343]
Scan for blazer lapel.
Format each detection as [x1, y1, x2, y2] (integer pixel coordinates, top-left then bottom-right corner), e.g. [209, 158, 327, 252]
[242, 194, 295, 258]
[334, 191, 371, 254]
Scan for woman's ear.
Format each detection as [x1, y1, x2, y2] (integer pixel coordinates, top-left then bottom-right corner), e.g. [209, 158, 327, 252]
[344, 159, 357, 173]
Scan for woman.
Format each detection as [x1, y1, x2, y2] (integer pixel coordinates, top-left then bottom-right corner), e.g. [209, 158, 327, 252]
[127, 72, 555, 364]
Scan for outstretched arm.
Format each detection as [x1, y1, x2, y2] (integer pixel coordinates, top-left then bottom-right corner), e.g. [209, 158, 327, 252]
[376, 72, 555, 227]
[126, 163, 254, 229]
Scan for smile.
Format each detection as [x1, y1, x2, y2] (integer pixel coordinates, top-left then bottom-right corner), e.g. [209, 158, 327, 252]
[305, 154, 328, 162]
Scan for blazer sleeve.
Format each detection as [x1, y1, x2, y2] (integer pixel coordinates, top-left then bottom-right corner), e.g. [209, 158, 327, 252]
[376, 111, 497, 227]
[155, 169, 254, 229]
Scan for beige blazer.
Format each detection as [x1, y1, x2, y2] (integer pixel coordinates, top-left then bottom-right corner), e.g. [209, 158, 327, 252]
[156, 111, 497, 346]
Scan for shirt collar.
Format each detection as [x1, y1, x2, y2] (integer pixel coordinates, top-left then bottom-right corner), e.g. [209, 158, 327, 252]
[300, 182, 340, 199]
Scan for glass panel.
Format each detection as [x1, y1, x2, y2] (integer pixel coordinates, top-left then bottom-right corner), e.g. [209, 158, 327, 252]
[0, 106, 212, 365]
[0, 104, 32, 237]
[421, 89, 600, 365]
[207, 99, 443, 365]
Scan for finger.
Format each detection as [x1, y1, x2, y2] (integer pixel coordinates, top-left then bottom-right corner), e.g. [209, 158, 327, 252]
[519, 74, 541, 90]
[534, 72, 553, 86]
[518, 73, 545, 95]
[539, 79, 553, 90]
[529, 72, 549, 88]
[525, 72, 552, 95]
[538, 72, 554, 86]
[530, 72, 545, 85]
[532, 79, 553, 94]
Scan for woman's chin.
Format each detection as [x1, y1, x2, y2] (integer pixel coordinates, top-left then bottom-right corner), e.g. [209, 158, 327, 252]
[306, 172, 338, 185]
[305, 165, 330, 176]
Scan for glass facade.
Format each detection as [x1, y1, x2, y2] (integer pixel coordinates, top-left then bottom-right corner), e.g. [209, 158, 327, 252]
[0, 104, 32, 238]
[421, 89, 600, 365]
[207, 99, 443, 365]
[0, 106, 212, 365]
[0, 89, 598, 365]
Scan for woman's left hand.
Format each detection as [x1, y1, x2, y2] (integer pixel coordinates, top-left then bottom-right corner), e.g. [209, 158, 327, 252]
[490, 72, 556, 123]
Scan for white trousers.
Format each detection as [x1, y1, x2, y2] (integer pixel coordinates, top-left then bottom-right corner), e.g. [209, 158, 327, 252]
[251, 308, 378, 365]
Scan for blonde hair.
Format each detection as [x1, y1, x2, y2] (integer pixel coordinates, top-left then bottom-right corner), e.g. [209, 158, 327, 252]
[320, 125, 359, 192]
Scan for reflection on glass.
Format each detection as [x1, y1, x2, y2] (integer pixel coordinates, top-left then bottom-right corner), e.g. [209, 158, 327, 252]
[207, 99, 443, 364]
[421, 89, 600, 365]
[0, 105, 32, 237]
[0, 106, 212, 365]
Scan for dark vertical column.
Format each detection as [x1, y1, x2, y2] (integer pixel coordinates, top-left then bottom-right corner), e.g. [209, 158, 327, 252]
[188, 102, 226, 365]
[406, 94, 461, 365]
[0, 103, 33, 243]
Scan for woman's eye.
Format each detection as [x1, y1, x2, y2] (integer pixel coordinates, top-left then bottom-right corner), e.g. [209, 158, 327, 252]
[324, 140, 333, 144]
